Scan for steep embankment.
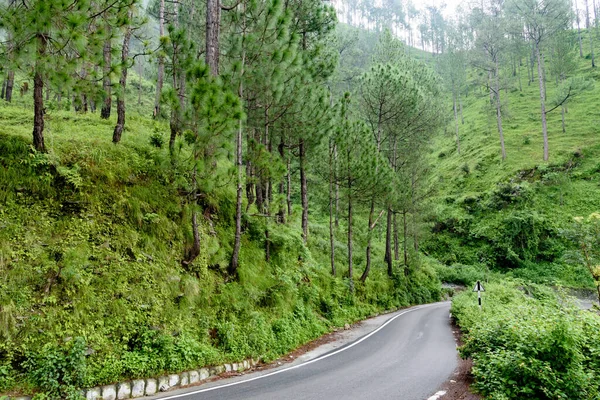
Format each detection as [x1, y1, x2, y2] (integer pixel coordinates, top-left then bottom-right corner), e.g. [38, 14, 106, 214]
[426, 32, 600, 288]
[0, 99, 441, 398]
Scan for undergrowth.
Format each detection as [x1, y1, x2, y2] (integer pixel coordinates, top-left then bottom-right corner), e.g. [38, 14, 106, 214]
[0, 102, 440, 399]
[452, 281, 600, 399]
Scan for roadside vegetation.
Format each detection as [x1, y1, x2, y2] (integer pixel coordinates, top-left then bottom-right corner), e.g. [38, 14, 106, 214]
[452, 281, 600, 399]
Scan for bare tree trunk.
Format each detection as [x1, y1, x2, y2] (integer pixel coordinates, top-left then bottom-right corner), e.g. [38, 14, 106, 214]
[264, 109, 271, 260]
[453, 91, 461, 155]
[154, 0, 165, 119]
[246, 128, 256, 212]
[229, 49, 245, 275]
[182, 191, 201, 267]
[347, 152, 354, 292]
[169, 2, 182, 150]
[329, 139, 335, 276]
[206, 0, 222, 76]
[101, 35, 112, 119]
[1, 74, 6, 99]
[334, 144, 339, 228]
[576, 0, 584, 57]
[360, 200, 375, 283]
[384, 207, 393, 276]
[586, 0, 591, 28]
[495, 59, 506, 160]
[137, 58, 143, 106]
[403, 210, 408, 269]
[33, 34, 48, 153]
[393, 212, 399, 261]
[362, 112, 383, 282]
[113, 23, 132, 144]
[5, 71, 14, 102]
[277, 137, 286, 224]
[411, 172, 419, 253]
[529, 44, 535, 85]
[287, 157, 292, 216]
[300, 139, 309, 244]
[536, 44, 550, 161]
[458, 92, 464, 124]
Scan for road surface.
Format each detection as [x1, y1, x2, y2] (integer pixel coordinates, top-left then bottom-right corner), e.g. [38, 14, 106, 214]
[153, 302, 457, 400]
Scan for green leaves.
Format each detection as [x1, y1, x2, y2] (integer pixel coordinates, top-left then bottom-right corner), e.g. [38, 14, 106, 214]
[453, 281, 600, 399]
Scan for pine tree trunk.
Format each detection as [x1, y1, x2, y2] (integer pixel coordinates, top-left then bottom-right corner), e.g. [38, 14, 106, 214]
[334, 144, 339, 228]
[264, 110, 271, 259]
[113, 24, 132, 144]
[458, 92, 464, 124]
[393, 212, 399, 261]
[277, 137, 286, 224]
[586, 0, 591, 28]
[329, 140, 335, 276]
[347, 154, 354, 292]
[287, 157, 292, 216]
[577, 0, 584, 57]
[230, 18, 245, 274]
[1, 74, 6, 99]
[591, 30, 596, 67]
[169, 2, 182, 149]
[585, 0, 595, 67]
[300, 139, 309, 244]
[495, 59, 506, 160]
[182, 203, 201, 267]
[411, 173, 419, 253]
[137, 60, 143, 106]
[5, 71, 14, 102]
[246, 129, 255, 212]
[155, 0, 165, 119]
[229, 84, 244, 275]
[206, 0, 221, 76]
[453, 91, 461, 155]
[360, 200, 375, 282]
[561, 105, 566, 133]
[183, 161, 201, 268]
[536, 44, 549, 161]
[33, 35, 47, 153]
[385, 207, 393, 276]
[403, 210, 408, 270]
[101, 36, 112, 119]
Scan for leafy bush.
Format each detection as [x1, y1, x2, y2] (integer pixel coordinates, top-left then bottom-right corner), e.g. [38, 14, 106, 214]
[435, 263, 487, 286]
[452, 281, 600, 399]
[23, 337, 87, 400]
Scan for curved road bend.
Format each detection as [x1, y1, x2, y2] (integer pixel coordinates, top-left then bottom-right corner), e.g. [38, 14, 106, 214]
[153, 302, 457, 400]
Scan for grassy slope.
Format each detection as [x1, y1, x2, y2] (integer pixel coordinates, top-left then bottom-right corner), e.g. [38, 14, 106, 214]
[426, 29, 600, 287]
[0, 71, 441, 396]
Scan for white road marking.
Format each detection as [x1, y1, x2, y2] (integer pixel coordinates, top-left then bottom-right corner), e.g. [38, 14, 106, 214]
[427, 390, 447, 400]
[156, 304, 434, 400]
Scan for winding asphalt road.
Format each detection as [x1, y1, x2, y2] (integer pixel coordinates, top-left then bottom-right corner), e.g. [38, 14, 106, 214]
[154, 302, 457, 400]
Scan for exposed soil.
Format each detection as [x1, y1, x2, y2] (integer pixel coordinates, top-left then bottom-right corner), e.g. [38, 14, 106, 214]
[436, 320, 482, 400]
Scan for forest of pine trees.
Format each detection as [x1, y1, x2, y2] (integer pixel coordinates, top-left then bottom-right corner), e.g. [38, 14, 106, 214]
[2, 0, 600, 398]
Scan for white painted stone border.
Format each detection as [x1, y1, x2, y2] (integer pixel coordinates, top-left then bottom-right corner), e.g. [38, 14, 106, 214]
[0, 358, 260, 400]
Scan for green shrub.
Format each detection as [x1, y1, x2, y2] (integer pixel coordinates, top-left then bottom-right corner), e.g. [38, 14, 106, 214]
[23, 337, 87, 400]
[452, 281, 600, 399]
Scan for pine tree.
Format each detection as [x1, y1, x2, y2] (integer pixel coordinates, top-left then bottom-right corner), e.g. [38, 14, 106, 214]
[0, 0, 133, 152]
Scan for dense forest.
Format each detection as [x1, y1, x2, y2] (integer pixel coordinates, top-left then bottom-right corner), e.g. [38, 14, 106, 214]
[1, 0, 600, 398]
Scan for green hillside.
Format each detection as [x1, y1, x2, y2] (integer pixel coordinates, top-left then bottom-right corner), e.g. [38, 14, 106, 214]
[425, 30, 600, 288]
[2, 0, 600, 398]
[0, 80, 440, 397]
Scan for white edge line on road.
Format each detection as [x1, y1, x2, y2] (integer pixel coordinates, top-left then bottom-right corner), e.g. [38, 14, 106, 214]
[427, 390, 447, 400]
[158, 303, 434, 400]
